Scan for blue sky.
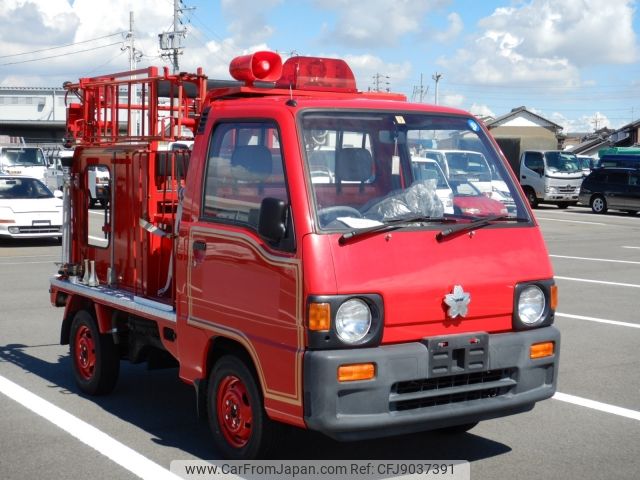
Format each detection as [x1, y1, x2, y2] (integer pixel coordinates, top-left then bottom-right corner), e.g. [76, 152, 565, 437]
[0, 0, 638, 133]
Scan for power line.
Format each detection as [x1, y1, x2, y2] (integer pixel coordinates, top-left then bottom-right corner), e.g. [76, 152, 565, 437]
[0, 32, 126, 59]
[0, 42, 123, 67]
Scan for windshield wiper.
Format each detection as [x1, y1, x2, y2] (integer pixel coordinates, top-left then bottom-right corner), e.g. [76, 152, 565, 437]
[436, 215, 529, 241]
[339, 215, 457, 245]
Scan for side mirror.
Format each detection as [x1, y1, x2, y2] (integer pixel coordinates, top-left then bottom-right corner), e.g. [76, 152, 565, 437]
[54, 190, 63, 199]
[258, 197, 287, 244]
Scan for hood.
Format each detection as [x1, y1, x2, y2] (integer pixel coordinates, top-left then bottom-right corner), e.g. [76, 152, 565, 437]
[0, 198, 62, 213]
[310, 225, 552, 343]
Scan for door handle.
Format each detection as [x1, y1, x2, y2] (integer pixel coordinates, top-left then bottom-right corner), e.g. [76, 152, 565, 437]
[192, 240, 206, 266]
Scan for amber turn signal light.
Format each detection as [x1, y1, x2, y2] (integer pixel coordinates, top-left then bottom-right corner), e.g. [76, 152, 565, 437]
[550, 284, 558, 310]
[530, 341, 555, 359]
[308, 302, 331, 331]
[337, 363, 375, 382]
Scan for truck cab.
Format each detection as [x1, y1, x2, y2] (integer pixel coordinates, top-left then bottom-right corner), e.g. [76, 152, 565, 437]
[50, 52, 560, 460]
[519, 150, 583, 208]
[0, 145, 49, 183]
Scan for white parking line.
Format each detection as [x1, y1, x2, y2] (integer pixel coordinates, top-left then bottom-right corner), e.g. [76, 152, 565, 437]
[555, 276, 640, 288]
[556, 312, 640, 329]
[550, 255, 640, 265]
[622, 246, 640, 250]
[553, 392, 640, 422]
[536, 217, 607, 226]
[0, 261, 56, 265]
[0, 374, 179, 480]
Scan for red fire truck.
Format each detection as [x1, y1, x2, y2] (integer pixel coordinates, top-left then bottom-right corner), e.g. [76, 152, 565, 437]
[50, 51, 560, 459]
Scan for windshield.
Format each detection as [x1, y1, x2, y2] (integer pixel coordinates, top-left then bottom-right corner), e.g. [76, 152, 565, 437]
[0, 148, 46, 167]
[301, 111, 528, 230]
[0, 177, 54, 199]
[544, 152, 580, 173]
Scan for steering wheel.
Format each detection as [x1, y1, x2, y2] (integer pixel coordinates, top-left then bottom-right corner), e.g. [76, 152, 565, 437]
[317, 206, 362, 226]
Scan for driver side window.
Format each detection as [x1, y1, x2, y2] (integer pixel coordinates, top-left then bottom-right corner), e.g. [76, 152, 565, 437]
[202, 121, 288, 229]
[524, 152, 544, 171]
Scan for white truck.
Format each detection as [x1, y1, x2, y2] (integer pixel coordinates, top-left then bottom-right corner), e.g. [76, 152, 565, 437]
[517, 150, 583, 208]
[0, 145, 49, 183]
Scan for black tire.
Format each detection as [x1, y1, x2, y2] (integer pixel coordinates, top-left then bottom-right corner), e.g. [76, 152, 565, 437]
[89, 198, 97, 209]
[524, 188, 538, 208]
[556, 202, 570, 209]
[590, 195, 607, 214]
[436, 421, 479, 434]
[208, 355, 279, 459]
[69, 310, 120, 395]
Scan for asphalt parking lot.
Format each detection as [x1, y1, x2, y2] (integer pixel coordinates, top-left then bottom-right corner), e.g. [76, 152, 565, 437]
[1, 205, 639, 480]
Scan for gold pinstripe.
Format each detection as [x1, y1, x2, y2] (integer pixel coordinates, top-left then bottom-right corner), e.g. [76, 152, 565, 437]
[187, 226, 304, 405]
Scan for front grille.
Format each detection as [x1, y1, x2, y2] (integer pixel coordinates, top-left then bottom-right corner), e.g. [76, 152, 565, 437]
[17, 225, 61, 234]
[557, 185, 577, 193]
[390, 368, 516, 412]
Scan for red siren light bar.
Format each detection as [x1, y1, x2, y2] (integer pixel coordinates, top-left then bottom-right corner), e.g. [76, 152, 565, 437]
[276, 56, 357, 93]
[229, 51, 283, 84]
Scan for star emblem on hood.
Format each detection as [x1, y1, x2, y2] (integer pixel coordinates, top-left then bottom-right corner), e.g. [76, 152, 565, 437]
[444, 285, 471, 318]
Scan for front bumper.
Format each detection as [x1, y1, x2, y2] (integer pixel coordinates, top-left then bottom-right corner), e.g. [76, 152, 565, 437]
[304, 326, 560, 441]
[0, 225, 62, 239]
[542, 193, 579, 202]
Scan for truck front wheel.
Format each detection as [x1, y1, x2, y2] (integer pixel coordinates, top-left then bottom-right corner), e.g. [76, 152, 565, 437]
[69, 310, 120, 395]
[208, 355, 278, 459]
[524, 187, 538, 208]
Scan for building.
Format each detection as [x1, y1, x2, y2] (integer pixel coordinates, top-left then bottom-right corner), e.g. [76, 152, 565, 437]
[0, 86, 67, 144]
[485, 106, 564, 166]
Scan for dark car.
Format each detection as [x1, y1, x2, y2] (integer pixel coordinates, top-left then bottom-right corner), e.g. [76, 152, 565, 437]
[578, 167, 640, 214]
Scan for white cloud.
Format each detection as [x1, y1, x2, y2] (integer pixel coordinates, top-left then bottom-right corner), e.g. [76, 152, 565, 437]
[439, 0, 638, 86]
[479, 0, 638, 66]
[469, 103, 495, 118]
[315, 0, 448, 47]
[550, 111, 612, 132]
[440, 92, 465, 108]
[434, 12, 463, 43]
[220, 0, 282, 46]
[342, 54, 412, 92]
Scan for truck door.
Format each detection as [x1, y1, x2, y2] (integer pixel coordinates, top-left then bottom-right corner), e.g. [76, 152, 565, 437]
[186, 120, 303, 407]
[521, 151, 545, 196]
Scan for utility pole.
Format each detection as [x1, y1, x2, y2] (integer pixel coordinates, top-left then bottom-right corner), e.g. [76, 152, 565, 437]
[591, 113, 602, 132]
[159, 0, 194, 73]
[412, 73, 428, 102]
[371, 73, 390, 92]
[124, 12, 143, 72]
[123, 11, 143, 135]
[432, 72, 443, 105]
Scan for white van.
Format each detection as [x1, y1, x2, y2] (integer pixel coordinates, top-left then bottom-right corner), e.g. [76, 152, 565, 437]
[410, 156, 454, 213]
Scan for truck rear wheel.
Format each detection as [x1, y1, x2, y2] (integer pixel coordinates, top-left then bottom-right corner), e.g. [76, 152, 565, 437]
[69, 310, 120, 395]
[208, 355, 278, 459]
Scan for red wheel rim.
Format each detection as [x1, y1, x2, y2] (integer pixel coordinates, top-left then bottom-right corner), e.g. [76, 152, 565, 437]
[216, 375, 253, 448]
[74, 325, 96, 380]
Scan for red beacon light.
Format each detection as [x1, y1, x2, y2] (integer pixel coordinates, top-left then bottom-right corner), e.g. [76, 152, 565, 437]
[276, 56, 357, 93]
[229, 51, 283, 85]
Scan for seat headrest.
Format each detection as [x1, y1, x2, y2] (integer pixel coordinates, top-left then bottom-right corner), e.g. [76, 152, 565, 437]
[231, 145, 273, 181]
[335, 148, 373, 182]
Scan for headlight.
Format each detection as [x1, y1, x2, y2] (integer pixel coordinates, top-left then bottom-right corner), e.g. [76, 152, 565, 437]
[518, 285, 545, 325]
[335, 299, 372, 343]
[307, 294, 383, 349]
